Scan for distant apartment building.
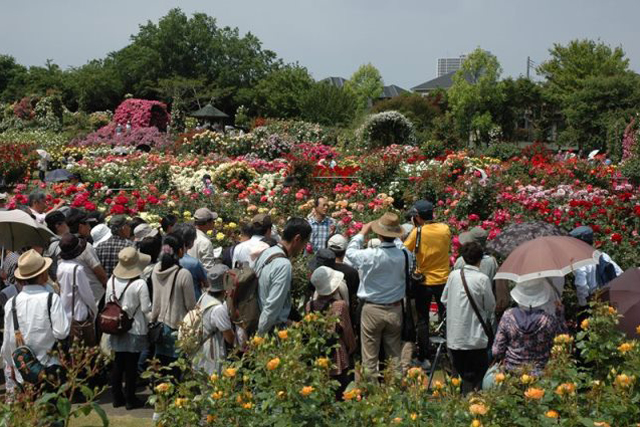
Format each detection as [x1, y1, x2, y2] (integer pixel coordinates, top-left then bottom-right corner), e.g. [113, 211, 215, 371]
[437, 55, 466, 77]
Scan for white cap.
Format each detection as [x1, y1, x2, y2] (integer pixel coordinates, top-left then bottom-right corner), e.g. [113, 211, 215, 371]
[327, 234, 348, 251]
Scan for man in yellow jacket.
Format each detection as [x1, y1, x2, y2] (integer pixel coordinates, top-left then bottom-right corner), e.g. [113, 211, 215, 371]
[404, 200, 451, 365]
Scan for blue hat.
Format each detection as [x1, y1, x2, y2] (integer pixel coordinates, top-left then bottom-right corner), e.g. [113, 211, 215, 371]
[413, 200, 434, 218]
[570, 226, 594, 245]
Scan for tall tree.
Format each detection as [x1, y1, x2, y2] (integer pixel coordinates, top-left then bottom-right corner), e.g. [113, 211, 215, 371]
[448, 48, 504, 145]
[0, 54, 28, 101]
[537, 39, 638, 150]
[344, 63, 384, 111]
[253, 64, 314, 118]
[301, 82, 358, 126]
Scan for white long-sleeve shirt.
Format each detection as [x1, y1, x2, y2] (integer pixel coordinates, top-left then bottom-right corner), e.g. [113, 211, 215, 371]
[104, 276, 152, 335]
[2, 285, 70, 384]
[441, 266, 496, 350]
[232, 235, 266, 268]
[574, 252, 622, 306]
[58, 260, 99, 322]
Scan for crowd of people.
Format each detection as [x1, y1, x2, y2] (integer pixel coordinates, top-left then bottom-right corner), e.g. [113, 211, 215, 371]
[0, 190, 625, 412]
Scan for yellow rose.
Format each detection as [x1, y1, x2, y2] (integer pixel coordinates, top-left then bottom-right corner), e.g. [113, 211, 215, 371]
[524, 387, 545, 400]
[520, 374, 534, 385]
[211, 391, 223, 400]
[316, 357, 330, 368]
[469, 403, 488, 415]
[216, 232, 225, 241]
[277, 390, 286, 399]
[433, 380, 444, 390]
[471, 420, 482, 427]
[451, 377, 461, 387]
[183, 210, 192, 218]
[155, 382, 171, 393]
[304, 313, 318, 322]
[614, 374, 634, 388]
[174, 397, 188, 408]
[207, 230, 213, 236]
[553, 334, 573, 345]
[228, 222, 237, 229]
[278, 330, 289, 340]
[210, 374, 219, 383]
[545, 410, 559, 419]
[410, 413, 418, 421]
[223, 368, 237, 378]
[618, 342, 635, 353]
[581, 318, 590, 330]
[251, 336, 265, 346]
[299, 386, 315, 397]
[266, 358, 281, 371]
[494, 373, 506, 384]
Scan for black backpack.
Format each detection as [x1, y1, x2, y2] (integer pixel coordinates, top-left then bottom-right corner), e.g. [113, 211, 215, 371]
[596, 255, 618, 288]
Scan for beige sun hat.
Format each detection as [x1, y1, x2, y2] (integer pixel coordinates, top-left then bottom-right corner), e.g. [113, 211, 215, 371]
[310, 266, 345, 297]
[113, 247, 151, 280]
[371, 212, 404, 239]
[14, 249, 53, 281]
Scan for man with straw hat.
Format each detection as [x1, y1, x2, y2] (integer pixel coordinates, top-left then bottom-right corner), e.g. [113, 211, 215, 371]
[346, 212, 408, 377]
[1, 250, 70, 387]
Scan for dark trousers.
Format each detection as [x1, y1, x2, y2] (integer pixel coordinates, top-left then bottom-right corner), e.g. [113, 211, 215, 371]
[111, 352, 140, 404]
[450, 348, 488, 394]
[414, 284, 445, 361]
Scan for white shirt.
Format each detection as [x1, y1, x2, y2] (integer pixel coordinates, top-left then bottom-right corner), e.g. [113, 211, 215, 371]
[104, 276, 152, 336]
[441, 266, 496, 350]
[199, 296, 233, 375]
[1, 286, 70, 384]
[232, 235, 266, 268]
[29, 208, 46, 225]
[58, 260, 98, 322]
[75, 243, 104, 303]
[188, 229, 216, 271]
[574, 252, 622, 306]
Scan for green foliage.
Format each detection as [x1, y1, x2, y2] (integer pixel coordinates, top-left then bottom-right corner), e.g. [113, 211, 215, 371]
[621, 156, 640, 185]
[344, 63, 384, 112]
[372, 93, 442, 133]
[235, 105, 250, 129]
[448, 48, 504, 145]
[538, 39, 639, 150]
[420, 139, 446, 158]
[253, 65, 314, 118]
[358, 111, 415, 149]
[482, 142, 522, 160]
[301, 82, 358, 127]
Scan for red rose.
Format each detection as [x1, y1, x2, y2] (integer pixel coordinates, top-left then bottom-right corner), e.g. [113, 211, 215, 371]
[110, 204, 126, 215]
[611, 233, 623, 244]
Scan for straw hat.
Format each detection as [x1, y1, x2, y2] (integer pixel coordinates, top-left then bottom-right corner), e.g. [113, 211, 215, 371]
[310, 266, 344, 297]
[14, 249, 53, 281]
[510, 278, 553, 309]
[371, 212, 404, 238]
[113, 247, 151, 280]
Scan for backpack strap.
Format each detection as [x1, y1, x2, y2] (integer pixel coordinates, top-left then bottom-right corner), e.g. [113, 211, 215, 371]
[47, 292, 53, 327]
[11, 295, 24, 347]
[71, 265, 79, 320]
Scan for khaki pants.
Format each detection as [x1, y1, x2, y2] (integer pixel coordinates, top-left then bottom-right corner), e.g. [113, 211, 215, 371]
[360, 302, 403, 377]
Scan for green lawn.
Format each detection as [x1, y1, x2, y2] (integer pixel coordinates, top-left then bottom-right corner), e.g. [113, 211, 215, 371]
[69, 413, 154, 427]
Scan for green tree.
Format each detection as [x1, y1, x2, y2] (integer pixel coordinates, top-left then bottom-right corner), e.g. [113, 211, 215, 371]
[301, 82, 358, 126]
[68, 59, 123, 112]
[344, 63, 384, 111]
[372, 93, 442, 134]
[537, 39, 638, 150]
[253, 65, 314, 118]
[0, 54, 28, 101]
[448, 48, 504, 145]
[495, 77, 548, 141]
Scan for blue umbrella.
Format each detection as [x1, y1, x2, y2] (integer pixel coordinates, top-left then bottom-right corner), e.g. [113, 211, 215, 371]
[45, 169, 74, 182]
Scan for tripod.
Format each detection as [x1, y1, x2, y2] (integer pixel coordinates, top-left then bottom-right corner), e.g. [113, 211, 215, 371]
[427, 318, 451, 389]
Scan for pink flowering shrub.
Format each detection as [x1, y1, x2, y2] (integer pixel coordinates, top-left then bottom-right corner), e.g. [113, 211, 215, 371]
[71, 124, 172, 149]
[622, 117, 637, 161]
[112, 99, 170, 131]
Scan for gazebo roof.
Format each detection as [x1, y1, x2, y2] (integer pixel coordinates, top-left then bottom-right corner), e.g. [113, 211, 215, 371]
[189, 103, 229, 119]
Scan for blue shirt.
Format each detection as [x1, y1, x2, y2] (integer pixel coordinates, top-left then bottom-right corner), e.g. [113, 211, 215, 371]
[346, 235, 407, 304]
[255, 245, 292, 335]
[180, 254, 207, 300]
[308, 214, 337, 253]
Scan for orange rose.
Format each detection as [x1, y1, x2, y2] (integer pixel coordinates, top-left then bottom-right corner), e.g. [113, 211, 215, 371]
[277, 329, 289, 340]
[524, 387, 545, 400]
[300, 386, 315, 397]
[266, 358, 281, 371]
[545, 410, 559, 419]
[469, 403, 488, 415]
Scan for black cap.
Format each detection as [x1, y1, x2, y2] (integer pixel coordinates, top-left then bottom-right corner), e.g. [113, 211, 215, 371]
[307, 248, 336, 271]
[45, 210, 66, 233]
[413, 200, 433, 214]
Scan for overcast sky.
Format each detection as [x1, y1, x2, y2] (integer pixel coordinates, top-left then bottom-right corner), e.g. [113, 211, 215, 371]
[2, 0, 640, 89]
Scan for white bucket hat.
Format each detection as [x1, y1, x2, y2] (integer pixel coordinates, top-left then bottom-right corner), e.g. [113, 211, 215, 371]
[510, 278, 553, 309]
[310, 266, 345, 297]
[133, 223, 159, 241]
[91, 223, 112, 246]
